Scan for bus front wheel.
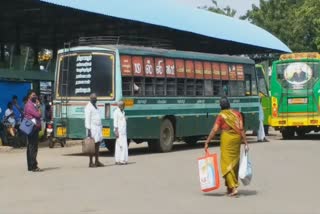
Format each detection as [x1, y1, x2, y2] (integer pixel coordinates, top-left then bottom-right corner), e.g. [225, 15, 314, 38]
[148, 119, 174, 153]
[282, 128, 295, 139]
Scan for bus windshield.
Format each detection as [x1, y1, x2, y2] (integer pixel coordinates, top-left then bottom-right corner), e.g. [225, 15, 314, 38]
[56, 52, 114, 98]
[276, 62, 319, 89]
[256, 66, 268, 96]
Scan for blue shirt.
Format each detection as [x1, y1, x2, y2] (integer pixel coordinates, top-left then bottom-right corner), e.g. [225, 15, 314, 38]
[13, 105, 22, 124]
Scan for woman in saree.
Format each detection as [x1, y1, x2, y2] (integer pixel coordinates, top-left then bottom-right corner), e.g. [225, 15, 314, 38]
[204, 97, 249, 197]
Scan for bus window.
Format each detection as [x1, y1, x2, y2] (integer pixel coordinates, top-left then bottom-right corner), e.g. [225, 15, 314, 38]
[196, 79, 204, 96]
[145, 78, 154, 96]
[204, 80, 213, 96]
[155, 78, 165, 96]
[222, 81, 229, 96]
[122, 77, 132, 96]
[245, 65, 258, 96]
[177, 79, 185, 96]
[57, 53, 114, 98]
[256, 66, 268, 96]
[167, 79, 177, 96]
[276, 62, 319, 89]
[229, 81, 245, 96]
[186, 79, 195, 96]
[133, 77, 144, 96]
[213, 80, 221, 96]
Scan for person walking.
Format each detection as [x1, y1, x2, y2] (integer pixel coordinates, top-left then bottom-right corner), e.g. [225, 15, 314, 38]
[114, 101, 128, 165]
[24, 91, 42, 172]
[84, 93, 104, 168]
[204, 97, 249, 197]
[257, 99, 269, 142]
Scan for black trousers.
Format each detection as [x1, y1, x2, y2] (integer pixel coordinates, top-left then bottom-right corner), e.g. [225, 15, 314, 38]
[26, 130, 39, 171]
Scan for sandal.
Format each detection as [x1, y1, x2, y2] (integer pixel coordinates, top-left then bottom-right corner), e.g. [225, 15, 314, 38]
[228, 188, 238, 197]
[95, 161, 105, 167]
[89, 163, 96, 168]
[32, 167, 42, 172]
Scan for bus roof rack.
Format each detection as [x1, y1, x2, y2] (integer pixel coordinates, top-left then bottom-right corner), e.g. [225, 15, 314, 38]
[70, 36, 173, 49]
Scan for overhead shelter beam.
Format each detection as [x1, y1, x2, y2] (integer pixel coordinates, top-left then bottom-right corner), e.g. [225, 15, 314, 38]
[0, 0, 291, 54]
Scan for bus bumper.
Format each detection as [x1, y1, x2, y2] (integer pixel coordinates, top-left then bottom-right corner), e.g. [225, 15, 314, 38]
[270, 117, 320, 128]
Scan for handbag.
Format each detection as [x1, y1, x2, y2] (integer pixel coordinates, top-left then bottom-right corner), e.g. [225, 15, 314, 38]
[239, 150, 253, 186]
[19, 118, 35, 135]
[198, 150, 220, 192]
[82, 137, 95, 155]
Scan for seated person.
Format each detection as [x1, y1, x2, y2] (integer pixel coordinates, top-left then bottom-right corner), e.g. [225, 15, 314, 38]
[4, 102, 16, 136]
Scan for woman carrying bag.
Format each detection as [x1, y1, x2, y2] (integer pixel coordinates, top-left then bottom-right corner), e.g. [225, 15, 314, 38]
[24, 91, 42, 172]
[204, 97, 249, 197]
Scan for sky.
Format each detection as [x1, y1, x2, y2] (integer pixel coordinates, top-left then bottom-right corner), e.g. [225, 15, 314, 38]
[176, 0, 260, 16]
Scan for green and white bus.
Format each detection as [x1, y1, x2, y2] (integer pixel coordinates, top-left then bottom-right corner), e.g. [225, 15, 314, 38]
[270, 52, 320, 139]
[53, 45, 260, 152]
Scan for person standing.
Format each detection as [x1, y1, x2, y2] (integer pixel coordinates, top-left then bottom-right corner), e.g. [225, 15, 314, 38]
[24, 91, 42, 172]
[84, 93, 104, 168]
[204, 97, 249, 197]
[114, 101, 128, 165]
[257, 99, 269, 142]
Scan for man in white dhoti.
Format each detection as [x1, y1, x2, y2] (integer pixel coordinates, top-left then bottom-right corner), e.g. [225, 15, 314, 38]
[85, 93, 104, 168]
[114, 101, 128, 165]
[257, 99, 269, 142]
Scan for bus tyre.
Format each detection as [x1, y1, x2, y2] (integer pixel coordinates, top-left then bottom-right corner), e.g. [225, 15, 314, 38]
[105, 140, 115, 154]
[282, 128, 294, 139]
[149, 119, 174, 153]
[296, 130, 306, 138]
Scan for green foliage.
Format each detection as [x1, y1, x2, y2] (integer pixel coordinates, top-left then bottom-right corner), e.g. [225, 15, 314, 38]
[242, 0, 320, 52]
[200, 0, 237, 17]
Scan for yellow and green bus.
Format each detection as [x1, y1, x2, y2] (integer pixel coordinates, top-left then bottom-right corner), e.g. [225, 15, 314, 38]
[53, 45, 260, 152]
[270, 52, 320, 139]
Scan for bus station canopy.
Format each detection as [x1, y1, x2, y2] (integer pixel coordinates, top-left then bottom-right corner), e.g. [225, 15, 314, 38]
[0, 0, 291, 54]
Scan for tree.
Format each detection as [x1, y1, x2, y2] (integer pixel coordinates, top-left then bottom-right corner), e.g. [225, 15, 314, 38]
[200, 0, 237, 17]
[242, 0, 320, 52]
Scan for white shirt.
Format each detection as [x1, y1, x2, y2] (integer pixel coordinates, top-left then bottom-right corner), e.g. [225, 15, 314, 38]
[113, 107, 127, 135]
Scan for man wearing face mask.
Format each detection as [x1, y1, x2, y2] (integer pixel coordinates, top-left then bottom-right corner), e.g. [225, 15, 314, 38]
[84, 93, 104, 168]
[24, 90, 42, 172]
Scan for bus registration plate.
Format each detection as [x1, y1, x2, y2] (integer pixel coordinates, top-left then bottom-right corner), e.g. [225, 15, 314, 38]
[102, 128, 110, 137]
[57, 127, 66, 136]
[288, 98, 307, 104]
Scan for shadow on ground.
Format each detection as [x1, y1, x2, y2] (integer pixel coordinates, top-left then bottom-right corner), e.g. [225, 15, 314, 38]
[63, 138, 260, 157]
[204, 189, 258, 197]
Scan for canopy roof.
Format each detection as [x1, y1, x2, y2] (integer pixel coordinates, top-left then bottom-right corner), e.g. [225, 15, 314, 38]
[0, 0, 291, 54]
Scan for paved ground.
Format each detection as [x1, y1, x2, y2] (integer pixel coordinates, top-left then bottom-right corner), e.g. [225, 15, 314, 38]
[0, 131, 320, 214]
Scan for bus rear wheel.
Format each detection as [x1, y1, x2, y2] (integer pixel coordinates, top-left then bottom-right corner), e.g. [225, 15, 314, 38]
[148, 119, 174, 153]
[282, 128, 295, 139]
[296, 130, 306, 138]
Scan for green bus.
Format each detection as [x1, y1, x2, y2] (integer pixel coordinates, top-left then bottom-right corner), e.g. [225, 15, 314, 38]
[53, 45, 260, 152]
[270, 52, 320, 139]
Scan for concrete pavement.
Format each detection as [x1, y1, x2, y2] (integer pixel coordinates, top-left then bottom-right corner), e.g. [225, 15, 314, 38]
[0, 132, 319, 214]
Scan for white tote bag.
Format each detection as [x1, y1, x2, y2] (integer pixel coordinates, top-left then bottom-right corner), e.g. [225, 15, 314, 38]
[239, 150, 252, 186]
